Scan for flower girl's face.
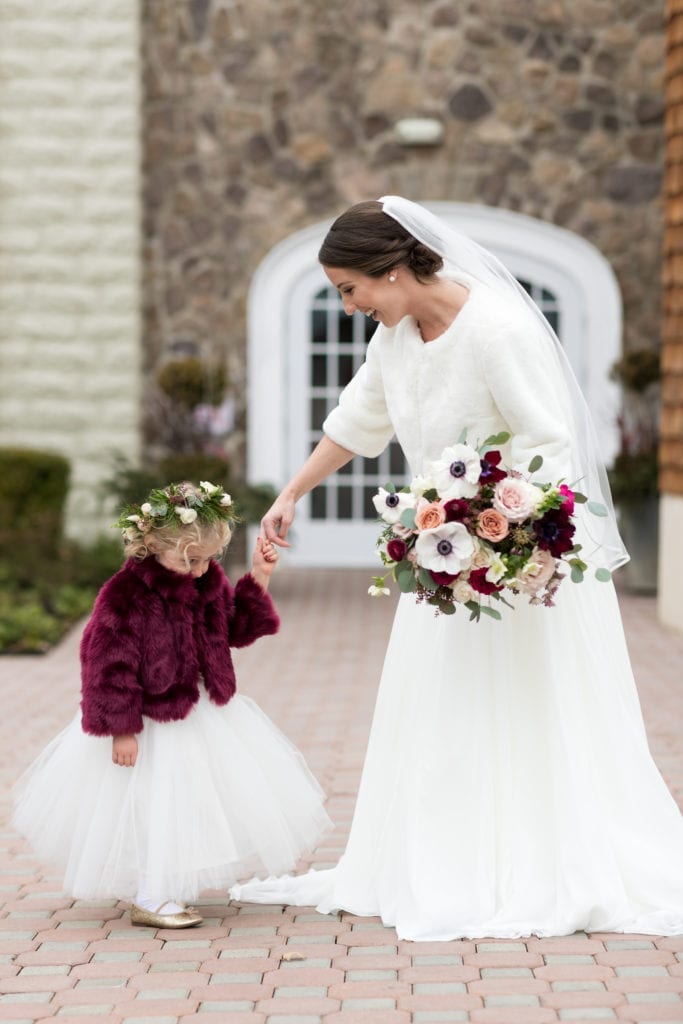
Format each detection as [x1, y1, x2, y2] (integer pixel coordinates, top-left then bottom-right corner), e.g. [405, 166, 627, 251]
[324, 266, 405, 327]
[157, 542, 222, 578]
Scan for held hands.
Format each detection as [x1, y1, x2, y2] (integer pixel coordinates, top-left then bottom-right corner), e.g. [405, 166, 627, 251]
[261, 490, 296, 548]
[112, 733, 138, 767]
[251, 535, 278, 591]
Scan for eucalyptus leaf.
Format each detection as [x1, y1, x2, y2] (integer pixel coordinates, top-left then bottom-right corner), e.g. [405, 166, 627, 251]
[383, 481, 396, 494]
[417, 567, 435, 590]
[572, 491, 588, 504]
[587, 501, 608, 517]
[439, 600, 456, 615]
[570, 564, 584, 583]
[396, 569, 417, 593]
[528, 454, 544, 473]
[399, 508, 416, 529]
[481, 430, 511, 449]
[595, 567, 612, 582]
[480, 605, 502, 620]
[457, 427, 469, 445]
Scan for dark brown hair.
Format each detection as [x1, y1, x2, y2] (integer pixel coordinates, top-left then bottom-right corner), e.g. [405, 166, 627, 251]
[318, 200, 443, 280]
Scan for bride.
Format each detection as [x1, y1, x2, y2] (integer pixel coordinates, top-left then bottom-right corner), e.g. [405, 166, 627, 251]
[231, 196, 683, 941]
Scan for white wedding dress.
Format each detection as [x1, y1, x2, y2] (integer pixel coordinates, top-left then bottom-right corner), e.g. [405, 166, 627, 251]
[232, 279, 683, 940]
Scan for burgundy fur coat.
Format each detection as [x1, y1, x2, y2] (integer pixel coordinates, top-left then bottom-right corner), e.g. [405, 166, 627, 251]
[80, 556, 280, 737]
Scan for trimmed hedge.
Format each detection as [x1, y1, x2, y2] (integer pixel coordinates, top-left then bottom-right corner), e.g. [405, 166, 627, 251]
[0, 447, 70, 556]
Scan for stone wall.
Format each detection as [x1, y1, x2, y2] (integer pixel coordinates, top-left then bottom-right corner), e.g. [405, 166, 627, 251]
[142, 0, 665, 465]
[0, 0, 142, 538]
[660, 0, 683, 631]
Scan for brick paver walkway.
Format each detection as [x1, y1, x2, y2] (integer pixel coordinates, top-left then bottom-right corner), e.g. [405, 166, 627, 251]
[0, 569, 682, 1024]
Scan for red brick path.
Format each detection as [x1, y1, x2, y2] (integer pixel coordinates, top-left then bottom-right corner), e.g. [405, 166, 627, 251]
[0, 570, 681, 1023]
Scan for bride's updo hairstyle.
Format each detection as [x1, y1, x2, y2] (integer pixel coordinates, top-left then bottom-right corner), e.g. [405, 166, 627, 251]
[318, 200, 443, 282]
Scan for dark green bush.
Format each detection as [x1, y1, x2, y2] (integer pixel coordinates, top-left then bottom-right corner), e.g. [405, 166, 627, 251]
[0, 448, 70, 557]
[157, 358, 227, 409]
[608, 451, 659, 505]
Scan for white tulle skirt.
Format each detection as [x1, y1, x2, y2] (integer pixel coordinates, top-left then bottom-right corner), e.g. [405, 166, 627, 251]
[12, 690, 331, 902]
[232, 578, 683, 940]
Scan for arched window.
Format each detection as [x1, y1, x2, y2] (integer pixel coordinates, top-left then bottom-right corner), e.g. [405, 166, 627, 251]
[248, 204, 622, 567]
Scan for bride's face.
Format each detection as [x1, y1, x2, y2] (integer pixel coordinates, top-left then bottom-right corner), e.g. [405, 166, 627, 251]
[323, 266, 405, 328]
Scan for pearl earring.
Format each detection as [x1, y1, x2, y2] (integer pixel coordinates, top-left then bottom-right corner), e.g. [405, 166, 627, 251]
[389, 274, 396, 282]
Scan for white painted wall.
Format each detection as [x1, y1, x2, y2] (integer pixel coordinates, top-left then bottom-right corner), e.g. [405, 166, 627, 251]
[658, 495, 683, 633]
[0, 0, 141, 538]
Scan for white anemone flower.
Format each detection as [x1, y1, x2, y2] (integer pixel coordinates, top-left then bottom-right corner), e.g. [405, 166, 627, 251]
[415, 522, 475, 575]
[430, 443, 481, 500]
[368, 584, 391, 597]
[219, 493, 232, 507]
[372, 487, 416, 525]
[175, 507, 198, 525]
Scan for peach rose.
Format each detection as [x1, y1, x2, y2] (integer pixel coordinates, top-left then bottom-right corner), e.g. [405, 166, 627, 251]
[476, 508, 509, 543]
[415, 499, 446, 531]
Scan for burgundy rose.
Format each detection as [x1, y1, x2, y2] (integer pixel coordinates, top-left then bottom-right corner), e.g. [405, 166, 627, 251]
[443, 498, 470, 522]
[533, 508, 575, 557]
[386, 538, 407, 563]
[468, 567, 504, 595]
[479, 450, 507, 484]
[430, 570, 460, 586]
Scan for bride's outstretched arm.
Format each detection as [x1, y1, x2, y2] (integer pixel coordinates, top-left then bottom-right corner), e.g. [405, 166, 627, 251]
[261, 436, 355, 546]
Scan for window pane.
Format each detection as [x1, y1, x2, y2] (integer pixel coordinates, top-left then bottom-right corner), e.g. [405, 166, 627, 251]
[363, 455, 379, 475]
[310, 488, 327, 520]
[311, 397, 327, 430]
[312, 354, 327, 387]
[311, 309, 327, 343]
[337, 487, 353, 519]
[338, 354, 354, 386]
[339, 316, 354, 344]
[364, 486, 379, 519]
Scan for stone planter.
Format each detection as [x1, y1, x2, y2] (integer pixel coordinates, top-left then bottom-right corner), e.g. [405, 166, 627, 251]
[616, 496, 659, 594]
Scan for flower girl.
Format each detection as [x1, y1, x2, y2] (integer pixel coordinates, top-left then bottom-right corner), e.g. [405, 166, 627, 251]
[12, 481, 330, 928]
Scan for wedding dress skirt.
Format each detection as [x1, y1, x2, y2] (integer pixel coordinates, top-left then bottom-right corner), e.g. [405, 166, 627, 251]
[12, 690, 331, 902]
[232, 578, 683, 940]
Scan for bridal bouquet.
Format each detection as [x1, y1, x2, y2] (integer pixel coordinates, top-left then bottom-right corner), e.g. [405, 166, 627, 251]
[369, 431, 612, 621]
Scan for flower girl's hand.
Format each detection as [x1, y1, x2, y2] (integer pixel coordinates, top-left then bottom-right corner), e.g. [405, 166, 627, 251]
[112, 733, 138, 767]
[251, 536, 278, 591]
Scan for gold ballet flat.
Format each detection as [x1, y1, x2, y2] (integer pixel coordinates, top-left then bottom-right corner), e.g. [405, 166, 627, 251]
[130, 901, 203, 929]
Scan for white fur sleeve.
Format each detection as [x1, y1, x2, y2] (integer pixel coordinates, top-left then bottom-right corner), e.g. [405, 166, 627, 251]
[322, 333, 395, 458]
[477, 316, 574, 481]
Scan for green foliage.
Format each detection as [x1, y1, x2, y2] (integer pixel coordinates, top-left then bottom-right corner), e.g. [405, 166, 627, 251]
[157, 358, 227, 410]
[0, 536, 122, 655]
[0, 447, 70, 556]
[0, 596, 64, 654]
[610, 348, 660, 393]
[609, 346, 660, 504]
[608, 451, 659, 504]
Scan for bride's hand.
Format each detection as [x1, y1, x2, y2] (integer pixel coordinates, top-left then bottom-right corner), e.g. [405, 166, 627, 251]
[261, 490, 296, 547]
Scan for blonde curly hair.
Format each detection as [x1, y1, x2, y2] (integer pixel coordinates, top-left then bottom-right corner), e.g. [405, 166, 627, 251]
[125, 517, 232, 563]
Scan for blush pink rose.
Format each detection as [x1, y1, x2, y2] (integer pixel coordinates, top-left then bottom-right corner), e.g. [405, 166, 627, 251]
[492, 477, 541, 523]
[515, 547, 557, 595]
[476, 508, 509, 543]
[415, 499, 447, 531]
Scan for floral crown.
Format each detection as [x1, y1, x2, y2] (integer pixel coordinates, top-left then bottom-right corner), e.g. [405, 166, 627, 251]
[116, 480, 239, 543]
